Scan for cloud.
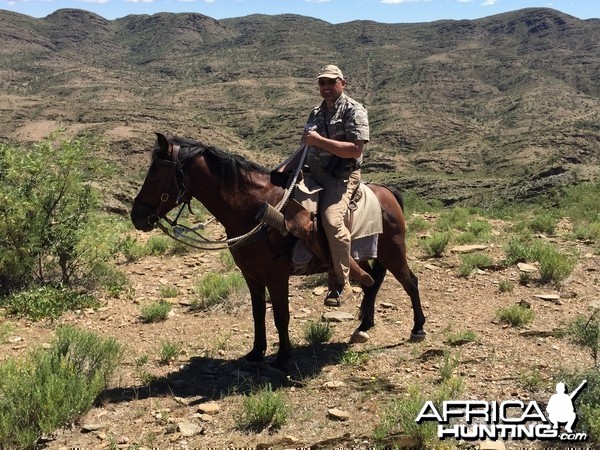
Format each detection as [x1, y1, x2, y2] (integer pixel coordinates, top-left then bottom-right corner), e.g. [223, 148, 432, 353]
[78, 0, 109, 3]
[304, 0, 332, 3]
[481, 0, 497, 5]
[380, 0, 430, 3]
[124, 0, 154, 3]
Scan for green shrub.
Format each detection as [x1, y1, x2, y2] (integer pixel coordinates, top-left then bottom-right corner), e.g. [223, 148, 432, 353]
[498, 280, 515, 293]
[1, 286, 99, 321]
[446, 330, 479, 346]
[159, 285, 180, 299]
[520, 368, 543, 392]
[218, 250, 237, 271]
[0, 137, 112, 294]
[191, 272, 246, 310]
[496, 304, 535, 328]
[340, 349, 370, 366]
[304, 320, 333, 345]
[504, 237, 534, 265]
[435, 207, 473, 232]
[458, 253, 494, 277]
[559, 180, 600, 223]
[407, 216, 430, 234]
[439, 350, 460, 382]
[159, 340, 181, 365]
[534, 243, 577, 284]
[236, 384, 289, 431]
[575, 222, 600, 242]
[567, 313, 600, 364]
[0, 326, 122, 449]
[528, 213, 557, 235]
[374, 385, 435, 446]
[140, 300, 172, 323]
[421, 232, 451, 258]
[146, 235, 172, 256]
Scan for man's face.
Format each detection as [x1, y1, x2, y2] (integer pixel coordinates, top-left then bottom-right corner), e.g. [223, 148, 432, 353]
[318, 77, 345, 104]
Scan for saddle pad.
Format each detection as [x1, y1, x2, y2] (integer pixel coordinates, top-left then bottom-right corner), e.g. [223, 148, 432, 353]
[350, 184, 383, 240]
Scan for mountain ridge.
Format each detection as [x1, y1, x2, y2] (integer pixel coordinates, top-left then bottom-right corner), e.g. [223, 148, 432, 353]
[0, 7, 598, 206]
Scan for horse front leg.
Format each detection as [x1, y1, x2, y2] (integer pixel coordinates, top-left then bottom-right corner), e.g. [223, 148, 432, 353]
[245, 278, 267, 363]
[267, 279, 291, 369]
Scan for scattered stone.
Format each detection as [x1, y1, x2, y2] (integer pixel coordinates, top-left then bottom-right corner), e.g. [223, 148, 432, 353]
[177, 421, 202, 437]
[451, 244, 488, 253]
[174, 396, 189, 405]
[478, 439, 506, 450]
[284, 435, 300, 444]
[327, 408, 351, 421]
[533, 294, 561, 303]
[323, 381, 347, 389]
[8, 336, 23, 343]
[322, 311, 354, 322]
[197, 402, 220, 415]
[313, 286, 328, 296]
[517, 263, 538, 273]
[81, 423, 104, 433]
[380, 302, 395, 309]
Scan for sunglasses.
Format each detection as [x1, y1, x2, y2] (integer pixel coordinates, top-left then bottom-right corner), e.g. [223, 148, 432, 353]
[318, 78, 340, 86]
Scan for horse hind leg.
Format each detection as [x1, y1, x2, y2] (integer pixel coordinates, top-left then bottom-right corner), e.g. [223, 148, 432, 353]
[391, 263, 426, 341]
[350, 260, 387, 344]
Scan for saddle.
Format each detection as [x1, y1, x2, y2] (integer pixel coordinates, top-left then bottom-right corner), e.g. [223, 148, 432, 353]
[257, 173, 383, 286]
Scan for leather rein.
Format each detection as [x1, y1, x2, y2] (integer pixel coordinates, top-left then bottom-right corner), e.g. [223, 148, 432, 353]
[144, 144, 269, 251]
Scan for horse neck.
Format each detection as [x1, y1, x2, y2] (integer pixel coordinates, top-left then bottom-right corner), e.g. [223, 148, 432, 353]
[188, 158, 282, 236]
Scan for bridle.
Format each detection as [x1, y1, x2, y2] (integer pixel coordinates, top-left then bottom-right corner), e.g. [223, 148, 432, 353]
[136, 144, 196, 229]
[135, 139, 309, 251]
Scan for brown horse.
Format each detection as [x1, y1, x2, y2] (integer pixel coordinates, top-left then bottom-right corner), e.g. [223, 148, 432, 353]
[131, 133, 425, 368]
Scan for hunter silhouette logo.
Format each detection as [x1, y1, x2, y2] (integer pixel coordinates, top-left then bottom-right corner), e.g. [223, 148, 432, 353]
[547, 380, 587, 433]
[415, 380, 589, 441]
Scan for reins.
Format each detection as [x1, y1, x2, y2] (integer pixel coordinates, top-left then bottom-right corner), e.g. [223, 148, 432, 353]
[155, 143, 309, 251]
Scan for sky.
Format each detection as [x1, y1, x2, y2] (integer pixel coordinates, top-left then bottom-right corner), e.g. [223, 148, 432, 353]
[0, 0, 598, 24]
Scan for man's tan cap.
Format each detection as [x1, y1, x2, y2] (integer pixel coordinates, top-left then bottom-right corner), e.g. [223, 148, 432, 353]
[317, 64, 344, 80]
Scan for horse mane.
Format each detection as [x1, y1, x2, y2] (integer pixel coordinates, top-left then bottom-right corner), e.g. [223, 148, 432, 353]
[156, 134, 271, 191]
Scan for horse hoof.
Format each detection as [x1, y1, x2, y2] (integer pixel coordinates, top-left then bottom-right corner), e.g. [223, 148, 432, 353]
[350, 330, 370, 344]
[409, 331, 426, 342]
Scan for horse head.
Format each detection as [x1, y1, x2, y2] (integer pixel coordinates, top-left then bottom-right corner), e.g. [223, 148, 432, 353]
[131, 133, 189, 232]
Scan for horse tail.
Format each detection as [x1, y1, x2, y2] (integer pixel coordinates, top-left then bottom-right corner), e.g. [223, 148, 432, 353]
[385, 185, 405, 212]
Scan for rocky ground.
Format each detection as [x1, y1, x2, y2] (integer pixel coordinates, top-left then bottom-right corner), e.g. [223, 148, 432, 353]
[1, 217, 599, 449]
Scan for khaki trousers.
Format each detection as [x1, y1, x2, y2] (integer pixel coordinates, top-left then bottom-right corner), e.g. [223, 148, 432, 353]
[308, 166, 361, 287]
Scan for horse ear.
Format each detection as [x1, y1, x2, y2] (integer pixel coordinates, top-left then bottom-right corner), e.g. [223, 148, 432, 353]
[156, 132, 170, 154]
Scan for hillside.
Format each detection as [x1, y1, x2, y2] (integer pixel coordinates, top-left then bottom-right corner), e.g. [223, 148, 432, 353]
[0, 7, 599, 207]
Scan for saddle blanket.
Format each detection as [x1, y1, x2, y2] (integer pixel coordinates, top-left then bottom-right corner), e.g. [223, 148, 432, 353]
[292, 178, 383, 267]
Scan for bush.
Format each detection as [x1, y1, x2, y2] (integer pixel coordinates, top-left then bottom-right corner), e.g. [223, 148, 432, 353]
[0, 137, 114, 294]
[458, 253, 494, 277]
[567, 312, 600, 364]
[304, 320, 333, 345]
[504, 237, 534, 265]
[373, 381, 462, 448]
[191, 272, 246, 310]
[534, 243, 577, 284]
[140, 300, 172, 323]
[528, 213, 557, 235]
[421, 232, 451, 258]
[235, 384, 289, 431]
[1, 285, 99, 321]
[0, 326, 122, 449]
[496, 303, 535, 328]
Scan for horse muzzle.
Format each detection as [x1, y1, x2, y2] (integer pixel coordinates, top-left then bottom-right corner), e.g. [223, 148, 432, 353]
[131, 200, 158, 232]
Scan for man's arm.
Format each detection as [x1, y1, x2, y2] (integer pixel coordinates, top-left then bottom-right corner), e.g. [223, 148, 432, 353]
[302, 130, 364, 159]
